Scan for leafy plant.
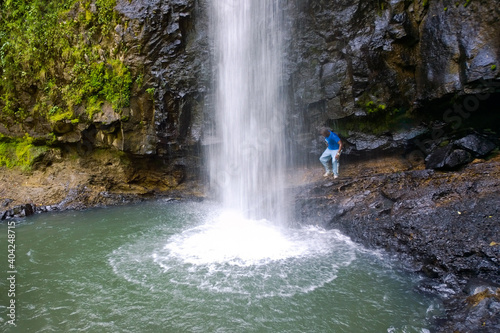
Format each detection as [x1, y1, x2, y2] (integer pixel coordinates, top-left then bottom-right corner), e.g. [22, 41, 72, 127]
[146, 87, 155, 101]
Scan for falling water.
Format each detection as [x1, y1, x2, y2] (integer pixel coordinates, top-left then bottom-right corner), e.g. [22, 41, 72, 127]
[208, 0, 287, 223]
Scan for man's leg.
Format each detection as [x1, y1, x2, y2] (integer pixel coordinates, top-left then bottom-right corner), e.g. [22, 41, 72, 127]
[331, 149, 339, 178]
[320, 149, 332, 175]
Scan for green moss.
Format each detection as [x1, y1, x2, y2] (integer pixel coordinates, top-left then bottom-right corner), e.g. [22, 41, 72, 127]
[0, 134, 48, 171]
[146, 87, 155, 101]
[0, 0, 133, 125]
[439, 140, 450, 147]
[363, 101, 387, 115]
[135, 74, 144, 89]
[492, 65, 497, 71]
[71, 58, 132, 115]
[47, 105, 74, 123]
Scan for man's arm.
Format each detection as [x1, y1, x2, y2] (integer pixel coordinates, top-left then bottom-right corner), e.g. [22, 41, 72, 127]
[336, 140, 343, 160]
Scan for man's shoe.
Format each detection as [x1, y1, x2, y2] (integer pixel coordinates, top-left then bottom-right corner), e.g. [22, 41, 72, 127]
[333, 175, 338, 179]
[323, 172, 332, 177]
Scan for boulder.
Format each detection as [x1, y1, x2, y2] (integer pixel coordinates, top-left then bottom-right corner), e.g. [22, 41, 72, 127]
[426, 133, 497, 170]
[454, 133, 497, 157]
[426, 145, 471, 170]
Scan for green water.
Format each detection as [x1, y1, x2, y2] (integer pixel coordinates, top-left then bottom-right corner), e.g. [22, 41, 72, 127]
[0, 200, 442, 332]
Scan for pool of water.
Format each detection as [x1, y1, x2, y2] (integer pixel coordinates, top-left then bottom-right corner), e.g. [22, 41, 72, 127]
[0, 200, 442, 332]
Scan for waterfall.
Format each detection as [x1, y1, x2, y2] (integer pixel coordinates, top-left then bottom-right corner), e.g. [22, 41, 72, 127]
[208, 0, 287, 223]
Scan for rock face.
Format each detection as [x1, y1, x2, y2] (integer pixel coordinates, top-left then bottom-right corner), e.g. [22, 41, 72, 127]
[0, 148, 204, 220]
[294, 157, 500, 332]
[115, 0, 209, 156]
[283, 0, 500, 158]
[1, 0, 499, 173]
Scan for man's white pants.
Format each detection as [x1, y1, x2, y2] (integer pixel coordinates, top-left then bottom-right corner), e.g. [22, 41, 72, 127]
[320, 149, 339, 176]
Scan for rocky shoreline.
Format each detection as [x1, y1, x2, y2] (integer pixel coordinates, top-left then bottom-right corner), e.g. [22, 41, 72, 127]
[1, 153, 500, 332]
[294, 155, 500, 332]
[0, 150, 205, 220]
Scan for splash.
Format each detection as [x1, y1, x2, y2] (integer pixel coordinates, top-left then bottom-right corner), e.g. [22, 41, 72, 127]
[162, 211, 301, 266]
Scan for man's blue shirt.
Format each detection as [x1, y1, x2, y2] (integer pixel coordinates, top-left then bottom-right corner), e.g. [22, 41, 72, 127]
[325, 131, 341, 150]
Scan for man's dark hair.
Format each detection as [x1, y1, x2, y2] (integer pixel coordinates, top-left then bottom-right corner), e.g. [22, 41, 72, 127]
[320, 128, 330, 137]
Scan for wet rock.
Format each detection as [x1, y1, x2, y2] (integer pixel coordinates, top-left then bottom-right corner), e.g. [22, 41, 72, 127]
[285, 0, 500, 161]
[442, 285, 500, 333]
[1, 203, 36, 220]
[347, 132, 391, 151]
[2, 199, 13, 207]
[454, 133, 497, 157]
[426, 133, 498, 170]
[52, 120, 74, 135]
[425, 147, 473, 170]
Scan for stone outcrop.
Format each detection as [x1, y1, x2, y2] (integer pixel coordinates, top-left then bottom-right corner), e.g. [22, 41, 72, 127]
[1, 203, 36, 220]
[115, 0, 210, 156]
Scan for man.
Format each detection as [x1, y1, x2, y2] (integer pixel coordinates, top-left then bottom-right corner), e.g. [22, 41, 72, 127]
[319, 128, 343, 179]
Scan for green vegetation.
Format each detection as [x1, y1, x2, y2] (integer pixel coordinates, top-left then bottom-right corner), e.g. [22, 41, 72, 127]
[0, 0, 132, 124]
[492, 65, 497, 71]
[336, 109, 408, 137]
[146, 87, 155, 100]
[455, 0, 472, 7]
[377, 0, 386, 11]
[362, 101, 387, 115]
[332, 96, 415, 137]
[0, 134, 48, 170]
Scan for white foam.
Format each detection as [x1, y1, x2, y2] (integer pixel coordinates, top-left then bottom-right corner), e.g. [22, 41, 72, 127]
[162, 210, 309, 267]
